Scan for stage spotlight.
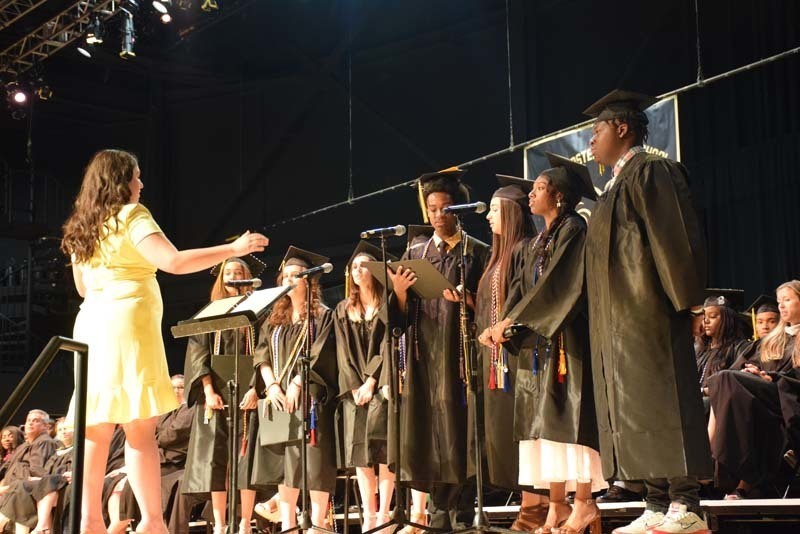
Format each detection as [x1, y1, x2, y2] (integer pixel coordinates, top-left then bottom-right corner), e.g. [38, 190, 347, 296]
[77, 45, 92, 58]
[160, 12, 172, 23]
[86, 16, 104, 44]
[119, 11, 136, 59]
[36, 85, 53, 101]
[6, 82, 27, 104]
[153, 1, 169, 13]
[200, 0, 218, 12]
[12, 91, 26, 104]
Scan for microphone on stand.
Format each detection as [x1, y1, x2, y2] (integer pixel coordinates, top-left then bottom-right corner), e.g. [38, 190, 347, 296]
[224, 279, 263, 288]
[360, 225, 407, 239]
[296, 263, 334, 279]
[442, 201, 487, 215]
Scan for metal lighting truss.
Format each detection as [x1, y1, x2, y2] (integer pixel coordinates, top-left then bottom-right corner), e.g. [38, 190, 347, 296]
[0, 0, 122, 75]
[0, 0, 49, 30]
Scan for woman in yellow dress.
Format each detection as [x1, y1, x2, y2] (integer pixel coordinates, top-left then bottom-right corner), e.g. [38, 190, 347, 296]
[61, 149, 268, 534]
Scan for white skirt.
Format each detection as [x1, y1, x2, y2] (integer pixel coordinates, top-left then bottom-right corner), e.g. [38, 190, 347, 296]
[518, 439, 608, 493]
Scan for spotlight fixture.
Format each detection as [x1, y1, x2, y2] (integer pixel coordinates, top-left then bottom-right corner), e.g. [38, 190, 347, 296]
[119, 11, 136, 59]
[77, 45, 92, 58]
[86, 16, 104, 44]
[200, 0, 218, 12]
[5, 81, 29, 120]
[36, 85, 53, 101]
[160, 12, 171, 23]
[152, 0, 169, 13]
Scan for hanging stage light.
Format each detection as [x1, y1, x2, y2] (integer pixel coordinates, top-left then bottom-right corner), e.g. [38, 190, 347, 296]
[86, 16, 104, 45]
[201, 0, 218, 12]
[5, 81, 29, 120]
[160, 12, 172, 23]
[119, 11, 136, 59]
[152, 0, 169, 13]
[77, 45, 93, 58]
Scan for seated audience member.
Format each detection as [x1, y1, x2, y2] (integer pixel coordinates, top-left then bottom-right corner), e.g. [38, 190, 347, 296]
[707, 280, 800, 498]
[0, 411, 57, 506]
[696, 291, 747, 399]
[0, 418, 74, 533]
[0, 428, 25, 479]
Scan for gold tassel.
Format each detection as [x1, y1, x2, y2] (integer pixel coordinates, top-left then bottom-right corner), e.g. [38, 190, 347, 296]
[557, 332, 567, 383]
[345, 269, 351, 298]
[751, 308, 758, 341]
[598, 163, 605, 176]
[417, 180, 429, 223]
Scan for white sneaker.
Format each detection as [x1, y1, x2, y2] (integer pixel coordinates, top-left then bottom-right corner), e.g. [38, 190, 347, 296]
[648, 503, 709, 533]
[611, 509, 665, 533]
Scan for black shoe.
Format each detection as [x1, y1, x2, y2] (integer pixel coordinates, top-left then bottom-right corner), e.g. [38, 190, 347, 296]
[596, 484, 644, 503]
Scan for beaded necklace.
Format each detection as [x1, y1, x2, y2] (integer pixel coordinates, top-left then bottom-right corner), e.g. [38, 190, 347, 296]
[489, 264, 509, 391]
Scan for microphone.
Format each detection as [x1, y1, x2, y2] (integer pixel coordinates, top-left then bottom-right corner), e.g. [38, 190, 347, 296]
[225, 279, 263, 288]
[296, 263, 334, 278]
[442, 201, 487, 215]
[360, 225, 407, 239]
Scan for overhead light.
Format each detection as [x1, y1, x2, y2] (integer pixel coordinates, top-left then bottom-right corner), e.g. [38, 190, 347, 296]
[36, 86, 53, 101]
[201, 0, 218, 12]
[119, 11, 136, 59]
[12, 91, 27, 104]
[6, 82, 27, 104]
[160, 12, 172, 23]
[86, 16, 104, 44]
[77, 45, 92, 57]
[153, 1, 169, 14]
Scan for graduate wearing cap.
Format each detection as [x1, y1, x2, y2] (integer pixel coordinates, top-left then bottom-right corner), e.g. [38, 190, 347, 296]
[706, 280, 800, 500]
[582, 90, 710, 534]
[726, 295, 783, 369]
[251, 247, 338, 532]
[695, 290, 748, 399]
[485, 154, 604, 533]
[182, 256, 265, 534]
[464, 177, 536, 522]
[388, 169, 490, 530]
[333, 241, 397, 533]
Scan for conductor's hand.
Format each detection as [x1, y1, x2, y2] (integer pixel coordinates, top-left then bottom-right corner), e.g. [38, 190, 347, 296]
[266, 383, 286, 411]
[285, 381, 302, 413]
[231, 230, 269, 256]
[355, 377, 376, 406]
[239, 387, 259, 410]
[204, 391, 225, 411]
[389, 266, 417, 298]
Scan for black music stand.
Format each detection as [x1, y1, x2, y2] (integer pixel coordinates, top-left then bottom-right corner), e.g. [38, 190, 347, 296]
[172, 285, 292, 534]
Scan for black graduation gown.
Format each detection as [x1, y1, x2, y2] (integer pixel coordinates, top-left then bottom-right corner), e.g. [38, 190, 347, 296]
[392, 232, 489, 487]
[708, 333, 797, 490]
[585, 152, 712, 481]
[466, 238, 531, 490]
[696, 339, 748, 388]
[334, 300, 389, 468]
[183, 329, 257, 495]
[504, 215, 598, 451]
[252, 307, 339, 493]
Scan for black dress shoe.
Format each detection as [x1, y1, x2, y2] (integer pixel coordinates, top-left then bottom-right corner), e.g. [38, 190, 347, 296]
[596, 484, 644, 503]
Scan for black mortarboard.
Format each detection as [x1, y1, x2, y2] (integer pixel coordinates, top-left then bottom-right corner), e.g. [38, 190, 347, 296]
[347, 240, 398, 267]
[494, 174, 532, 212]
[583, 89, 657, 121]
[279, 246, 329, 272]
[210, 254, 267, 278]
[406, 224, 433, 250]
[540, 152, 598, 202]
[416, 167, 469, 222]
[744, 294, 779, 316]
[702, 288, 744, 310]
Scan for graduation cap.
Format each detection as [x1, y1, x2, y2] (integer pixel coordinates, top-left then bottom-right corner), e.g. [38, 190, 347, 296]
[210, 254, 267, 278]
[406, 224, 433, 250]
[279, 246, 329, 273]
[416, 167, 468, 223]
[702, 288, 744, 310]
[744, 294, 779, 316]
[494, 174, 532, 212]
[345, 241, 398, 297]
[540, 152, 598, 202]
[583, 89, 657, 122]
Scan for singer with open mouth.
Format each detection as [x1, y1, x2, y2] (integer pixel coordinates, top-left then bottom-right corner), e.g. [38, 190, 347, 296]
[182, 255, 266, 534]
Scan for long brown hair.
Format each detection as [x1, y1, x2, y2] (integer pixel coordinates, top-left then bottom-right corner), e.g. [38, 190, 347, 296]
[210, 259, 253, 301]
[479, 197, 536, 311]
[61, 149, 139, 263]
[346, 254, 384, 318]
[268, 271, 325, 326]
[761, 280, 800, 367]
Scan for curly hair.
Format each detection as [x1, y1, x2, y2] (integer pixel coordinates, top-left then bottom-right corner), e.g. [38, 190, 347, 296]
[61, 149, 139, 263]
[268, 272, 325, 326]
[422, 177, 470, 205]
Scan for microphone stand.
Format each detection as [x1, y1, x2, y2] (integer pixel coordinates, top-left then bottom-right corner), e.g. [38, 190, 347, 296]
[451, 215, 516, 534]
[226, 332, 241, 534]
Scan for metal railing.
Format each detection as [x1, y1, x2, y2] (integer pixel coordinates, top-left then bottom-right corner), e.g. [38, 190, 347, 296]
[0, 335, 87, 534]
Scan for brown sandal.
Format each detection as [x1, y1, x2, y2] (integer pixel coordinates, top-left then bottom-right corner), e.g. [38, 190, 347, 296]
[510, 503, 549, 533]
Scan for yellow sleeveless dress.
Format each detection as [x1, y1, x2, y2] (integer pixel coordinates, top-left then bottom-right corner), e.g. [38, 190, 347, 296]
[69, 203, 178, 426]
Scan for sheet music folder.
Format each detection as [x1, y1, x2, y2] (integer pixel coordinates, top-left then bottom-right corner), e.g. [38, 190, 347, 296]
[171, 285, 292, 339]
[363, 259, 455, 300]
